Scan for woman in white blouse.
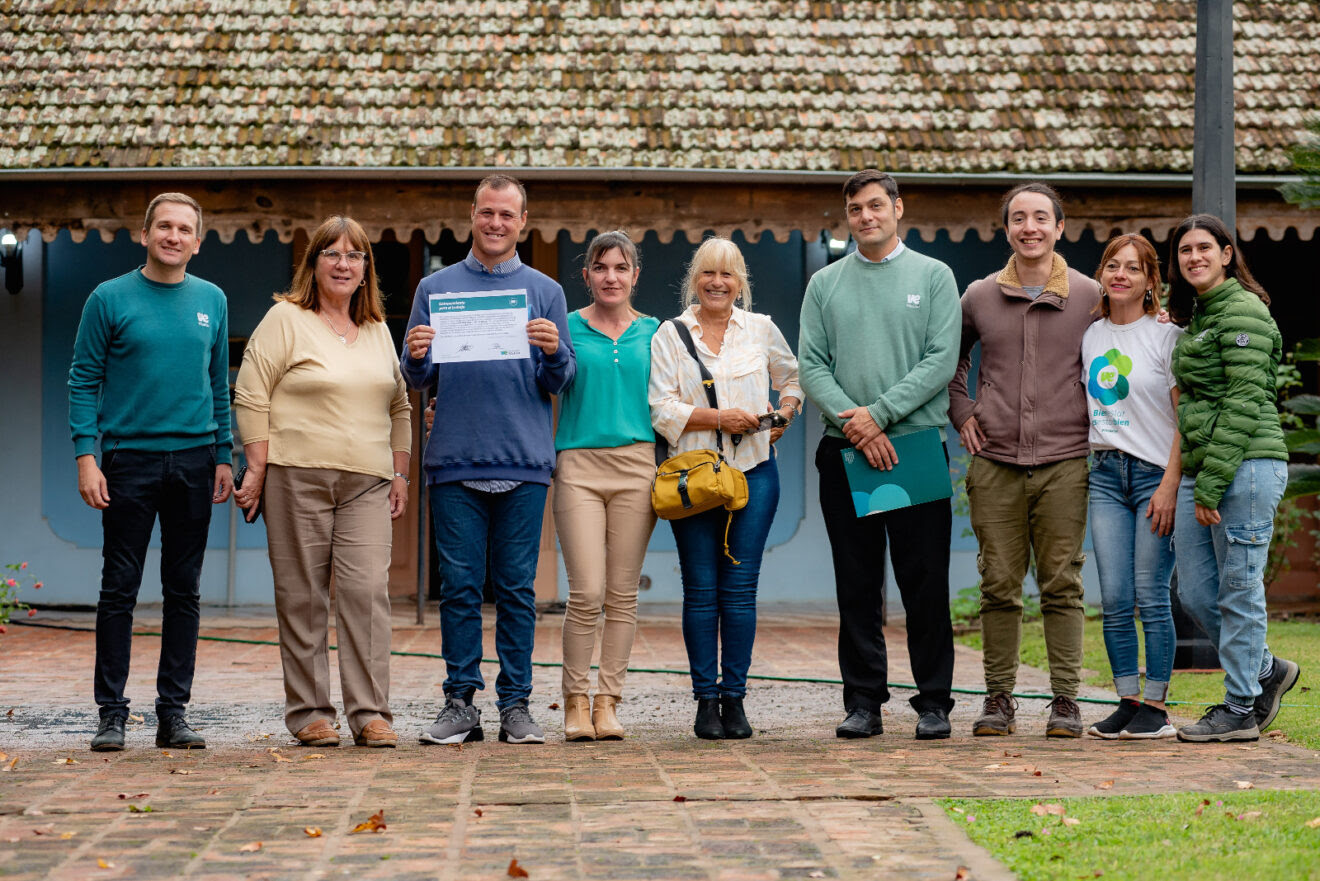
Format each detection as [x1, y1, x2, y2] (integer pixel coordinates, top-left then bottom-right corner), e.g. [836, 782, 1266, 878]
[649, 236, 801, 740]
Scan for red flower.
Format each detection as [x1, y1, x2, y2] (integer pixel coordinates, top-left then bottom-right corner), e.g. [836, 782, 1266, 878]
[4, 578, 15, 588]
[19, 562, 27, 569]
[33, 582, 42, 590]
[0, 626, 7, 634]
[27, 609, 35, 617]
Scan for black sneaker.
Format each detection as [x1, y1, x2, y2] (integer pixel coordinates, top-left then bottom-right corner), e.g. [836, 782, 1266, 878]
[1119, 703, 1176, 740]
[1087, 698, 1141, 739]
[1254, 657, 1300, 732]
[155, 714, 206, 749]
[91, 714, 126, 752]
[1176, 704, 1260, 743]
[972, 692, 1016, 736]
[835, 708, 883, 739]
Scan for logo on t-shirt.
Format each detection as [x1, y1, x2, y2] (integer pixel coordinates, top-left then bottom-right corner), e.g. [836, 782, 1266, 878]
[196, 312, 210, 328]
[1088, 348, 1132, 405]
[906, 294, 921, 308]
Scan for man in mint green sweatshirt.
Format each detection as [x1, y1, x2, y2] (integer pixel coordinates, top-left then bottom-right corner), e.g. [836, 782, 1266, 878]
[799, 170, 961, 741]
[68, 193, 233, 753]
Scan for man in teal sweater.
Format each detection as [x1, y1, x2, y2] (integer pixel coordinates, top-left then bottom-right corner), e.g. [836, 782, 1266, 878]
[68, 193, 233, 752]
[799, 170, 961, 740]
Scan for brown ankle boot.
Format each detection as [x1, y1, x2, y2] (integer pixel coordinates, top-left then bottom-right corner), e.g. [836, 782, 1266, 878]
[592, 694, 624, 740]
[563, 694, 595, 742]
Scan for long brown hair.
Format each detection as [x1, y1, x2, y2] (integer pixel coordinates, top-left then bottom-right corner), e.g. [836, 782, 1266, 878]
[1093, 233, 1164, 319]
[1166, 214, 1268, 326]
[277, 216, 385, 324]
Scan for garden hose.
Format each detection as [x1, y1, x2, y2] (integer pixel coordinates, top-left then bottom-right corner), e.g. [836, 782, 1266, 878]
[11, 619, 1314, 709]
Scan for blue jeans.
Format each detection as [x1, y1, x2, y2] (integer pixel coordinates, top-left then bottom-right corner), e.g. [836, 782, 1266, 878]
[1088, 450, 1176, 701]
[429, 482, 548, 710]
[670, 457, 779, 700]
[95, 445, 215, 719]
[1173, 458, 1287, 709]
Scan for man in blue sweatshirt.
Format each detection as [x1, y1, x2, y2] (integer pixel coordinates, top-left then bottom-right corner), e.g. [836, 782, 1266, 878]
[402, 175, 575, 745]
[68, 192, 234, 752]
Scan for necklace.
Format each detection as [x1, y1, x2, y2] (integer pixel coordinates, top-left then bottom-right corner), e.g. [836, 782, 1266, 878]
[319, 311, 352, 344]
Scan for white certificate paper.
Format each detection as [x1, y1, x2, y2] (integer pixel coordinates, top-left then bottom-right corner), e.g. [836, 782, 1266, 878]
[429, 290, 529, 363]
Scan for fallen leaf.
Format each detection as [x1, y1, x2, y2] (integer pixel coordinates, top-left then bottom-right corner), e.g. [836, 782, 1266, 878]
[248, 732, 273, 741]
[1096, 780, 1114, 790]
[955, 868, 972, 881]
[192, 826, 210, 832]
[1237, 746, 1258, 751]
[303, 827, 322, 838]
[117, 793, 149, 800]
[160, 751, 172, 757]
[127, 713, 144, 723]
[60, 832, 76, 840]
[1195, 799, 1211, 817]
[169, 769, 193, 775]
[5, 709, 12, 716]
[4, 757, 17, 771]
[949, 806, 964, 814]
[548, 702, 560, 711]
[1305, 817, 1320, 828]
[809, 873, 825, 879]
[673, 795, 687, 803]
[1236, 811, 1263, 821]
[350, 809, 386, 834]
[239, 841, 263, 853]
[53, 757, 79, 765]
[0, 750, 7, 762]
[1266, 730, 1287, 740]
[1003, 751, 1022, 758]
[1062, 817, 1081, 826]
[983, 762, 1009, 770]
[269, 750, 292, 764]
[507, 858, 529, 878]
[1234, 780, 1254, 790]
[31, 826, 53, 835]
[301, 753, 326, 761]
[1030, 803, 1066, 816]
[96, 858, 115, 869]
[474, 808, 484, 817]
[1032, 770, 1042, 777]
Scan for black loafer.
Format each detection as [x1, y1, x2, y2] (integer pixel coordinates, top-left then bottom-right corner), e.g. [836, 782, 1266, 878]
[835, 708, 883, 738]
[915, 707, 951, 740]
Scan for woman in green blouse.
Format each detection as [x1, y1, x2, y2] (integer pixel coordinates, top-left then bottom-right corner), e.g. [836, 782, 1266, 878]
[554, 230, 661, 742]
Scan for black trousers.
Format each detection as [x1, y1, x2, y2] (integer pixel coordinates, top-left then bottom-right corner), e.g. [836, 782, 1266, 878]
[815, 435, 955, 714]
[94, 445, 215, 720]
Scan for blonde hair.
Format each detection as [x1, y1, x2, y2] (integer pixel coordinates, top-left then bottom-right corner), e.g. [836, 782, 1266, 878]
[680, 237, 752, 311]
[277, 216, 386, 325]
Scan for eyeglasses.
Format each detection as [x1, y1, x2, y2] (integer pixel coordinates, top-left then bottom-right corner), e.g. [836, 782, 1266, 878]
[319, 249, 367, 265]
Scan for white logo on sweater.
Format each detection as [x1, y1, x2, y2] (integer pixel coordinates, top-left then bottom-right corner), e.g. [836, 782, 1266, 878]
[196, 312, 210, 327]
[906, 294, 921, 308]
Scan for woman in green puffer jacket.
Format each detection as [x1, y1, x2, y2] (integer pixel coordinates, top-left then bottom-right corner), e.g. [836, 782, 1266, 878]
[1166, 214, 1298, 745]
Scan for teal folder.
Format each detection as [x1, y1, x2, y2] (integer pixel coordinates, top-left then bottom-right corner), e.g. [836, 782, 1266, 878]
[841, 427, 953, 516]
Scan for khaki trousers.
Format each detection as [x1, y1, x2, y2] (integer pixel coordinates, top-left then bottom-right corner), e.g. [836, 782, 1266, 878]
[554, 443, 657, 698]
[264, 465, 394, 737]
[967, 456, 1088, 698]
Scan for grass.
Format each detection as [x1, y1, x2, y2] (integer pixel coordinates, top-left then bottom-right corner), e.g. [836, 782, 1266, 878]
[942, 790, 1320, 881]
[956, 619, 1320, 749]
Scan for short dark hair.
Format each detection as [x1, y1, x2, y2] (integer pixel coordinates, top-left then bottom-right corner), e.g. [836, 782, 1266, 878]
[474, 174, 527, 213]
[1000, 182, 1064, 227]
[843, 169, 899, 203]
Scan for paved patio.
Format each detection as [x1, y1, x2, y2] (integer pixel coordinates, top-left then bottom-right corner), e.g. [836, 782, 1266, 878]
[1, 605, 1316, 880]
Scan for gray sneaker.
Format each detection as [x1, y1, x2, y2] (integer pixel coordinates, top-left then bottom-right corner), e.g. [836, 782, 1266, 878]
[1254, 657, 1300, 732]
[498, 701, 545, 744]
[419, 696, 483, 745]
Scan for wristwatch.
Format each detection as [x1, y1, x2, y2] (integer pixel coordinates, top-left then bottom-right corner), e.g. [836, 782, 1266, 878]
[393, 472, 410, 485]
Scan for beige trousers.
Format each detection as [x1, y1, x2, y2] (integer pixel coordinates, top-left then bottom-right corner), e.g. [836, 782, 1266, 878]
[264, 465, 394, 737]
[554, 443, 657, 698]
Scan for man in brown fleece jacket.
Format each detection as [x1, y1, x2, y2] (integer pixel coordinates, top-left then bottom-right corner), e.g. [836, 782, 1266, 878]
[947, 183, 1101, 738]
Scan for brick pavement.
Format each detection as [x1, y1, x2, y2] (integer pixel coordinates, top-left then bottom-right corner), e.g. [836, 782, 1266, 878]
[1, 606, 1317, 880]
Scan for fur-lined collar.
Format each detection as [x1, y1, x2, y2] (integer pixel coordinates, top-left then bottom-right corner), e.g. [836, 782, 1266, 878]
[997, 253, 1071, 299]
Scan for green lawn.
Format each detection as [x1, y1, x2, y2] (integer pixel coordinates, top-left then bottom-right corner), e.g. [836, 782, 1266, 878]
[942, 790, 1320, 881]
[956, 619, 1320, 750]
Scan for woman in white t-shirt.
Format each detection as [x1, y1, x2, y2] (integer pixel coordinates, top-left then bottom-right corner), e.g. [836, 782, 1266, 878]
[1082, 234, 1184, 740]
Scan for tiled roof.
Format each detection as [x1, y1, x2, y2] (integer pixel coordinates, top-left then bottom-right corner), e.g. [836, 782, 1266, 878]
[2, 1, 1318, 175]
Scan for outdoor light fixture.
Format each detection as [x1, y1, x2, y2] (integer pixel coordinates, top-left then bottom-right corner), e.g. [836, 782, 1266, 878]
[823, 232, 851, 263]
[0, 230, 22, 295]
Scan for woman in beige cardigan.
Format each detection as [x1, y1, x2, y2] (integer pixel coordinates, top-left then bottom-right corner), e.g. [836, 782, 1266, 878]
[233, 215, 411, 748]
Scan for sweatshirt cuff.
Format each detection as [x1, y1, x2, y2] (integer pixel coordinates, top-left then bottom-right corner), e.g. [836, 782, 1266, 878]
[73, 437, 97, 458]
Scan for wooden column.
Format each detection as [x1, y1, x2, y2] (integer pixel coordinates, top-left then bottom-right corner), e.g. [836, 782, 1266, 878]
[530, 230, 561, 605]
[1193, 0, 1236, 230]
